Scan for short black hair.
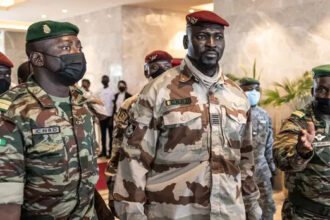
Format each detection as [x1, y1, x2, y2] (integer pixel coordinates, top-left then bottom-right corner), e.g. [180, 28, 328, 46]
[118, 80, 127, 86]
[82, 78, 90, 84]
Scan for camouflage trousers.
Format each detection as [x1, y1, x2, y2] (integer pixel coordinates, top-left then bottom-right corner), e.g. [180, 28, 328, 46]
[258, 178, 276, 220]
[282, 199, 329, 220]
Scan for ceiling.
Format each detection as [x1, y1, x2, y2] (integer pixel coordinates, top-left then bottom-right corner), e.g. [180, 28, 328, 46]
[0, 0, 212, 30]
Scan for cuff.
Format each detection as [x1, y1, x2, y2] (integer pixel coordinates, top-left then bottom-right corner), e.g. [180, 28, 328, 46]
[0, 182, 24, 205]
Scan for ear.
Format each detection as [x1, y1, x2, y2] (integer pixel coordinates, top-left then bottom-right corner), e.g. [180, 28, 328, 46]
[183, 35, 188, 49]
[30, 52, 45, 67]
[311, 87, 314, 96]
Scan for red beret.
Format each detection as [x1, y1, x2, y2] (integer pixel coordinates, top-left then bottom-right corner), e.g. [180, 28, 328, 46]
[145, 50, 173, 63]
[171, 59, 182, 67]
[186, 10, 229, 27]
[0, 52, 13, 68]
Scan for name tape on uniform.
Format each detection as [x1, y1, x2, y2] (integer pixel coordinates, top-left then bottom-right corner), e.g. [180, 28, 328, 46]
[165, 98, 192, 106]
[32, 126, 61, 135]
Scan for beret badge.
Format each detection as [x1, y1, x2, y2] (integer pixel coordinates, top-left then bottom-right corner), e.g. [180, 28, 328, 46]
[188, 16, 198, 24]
[43, 24, 51, 34]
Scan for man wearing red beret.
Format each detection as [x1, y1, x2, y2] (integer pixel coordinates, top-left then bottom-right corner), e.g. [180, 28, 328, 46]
[0, 52, 13, 94]
[106, 50, 172, 214]
[114, 11, 261, 220]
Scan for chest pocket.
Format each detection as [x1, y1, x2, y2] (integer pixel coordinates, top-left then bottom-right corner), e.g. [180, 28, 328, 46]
[222, 107, 247, 164]
[313, 136, 330, 167]
[253, 118, 268, 143]
[159, 108, 208, 163]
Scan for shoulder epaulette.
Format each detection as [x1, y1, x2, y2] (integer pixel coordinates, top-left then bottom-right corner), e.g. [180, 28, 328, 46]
[0, 85, 27, 113]
[291, 110, 305, 118]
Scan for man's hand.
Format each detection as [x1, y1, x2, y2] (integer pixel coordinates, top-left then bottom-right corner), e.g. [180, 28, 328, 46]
[297, 122, 315, 155]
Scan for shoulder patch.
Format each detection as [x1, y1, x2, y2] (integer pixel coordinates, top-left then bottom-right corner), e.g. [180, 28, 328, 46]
[291, 110, 305, 118]
[0, 98, 12, 112]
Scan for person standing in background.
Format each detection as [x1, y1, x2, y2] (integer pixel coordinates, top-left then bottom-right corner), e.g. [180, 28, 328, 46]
[0, 52, 13, 94]
[113, 80, 131, 114]
[240, 77, 276, 220]
[97, 75, 115, 158]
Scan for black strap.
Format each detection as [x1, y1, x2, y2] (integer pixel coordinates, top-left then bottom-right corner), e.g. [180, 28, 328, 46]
[289, 192, 330, 217]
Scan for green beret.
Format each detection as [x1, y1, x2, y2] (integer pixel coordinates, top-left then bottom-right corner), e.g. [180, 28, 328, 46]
[312, 64, 330, 78]
[26, 20, 79, 42]
[239, 77, 260, 86]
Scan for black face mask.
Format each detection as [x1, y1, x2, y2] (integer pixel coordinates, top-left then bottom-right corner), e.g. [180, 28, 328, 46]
[0, 79, 10, 94]
[118, 86, 126, 92]
[44, 53, 87, 86]
[150, 68, 167, 79]
[314, 97, 330, 115]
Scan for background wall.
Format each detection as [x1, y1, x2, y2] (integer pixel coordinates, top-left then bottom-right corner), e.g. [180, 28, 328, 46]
[121, 6, 186, 93]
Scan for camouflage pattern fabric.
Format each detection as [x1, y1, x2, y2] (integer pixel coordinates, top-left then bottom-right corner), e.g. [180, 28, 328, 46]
[113, 59, 261, 220]
[282, 199, 328, 220]
[251, 106, 276, 219]
[0, 78, 99, 219]
[274, 103, 330, 219]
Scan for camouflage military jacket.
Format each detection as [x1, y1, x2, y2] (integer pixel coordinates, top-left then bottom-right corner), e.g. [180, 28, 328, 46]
[114, 61, 261, 220]
[274, 104, 330, 206]
[106, 94, 138, 175]
[251, 106, 275, 182]
[0, 78, 99, 219]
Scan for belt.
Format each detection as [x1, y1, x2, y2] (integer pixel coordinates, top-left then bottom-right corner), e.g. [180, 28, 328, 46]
[289, 192, 330, 217]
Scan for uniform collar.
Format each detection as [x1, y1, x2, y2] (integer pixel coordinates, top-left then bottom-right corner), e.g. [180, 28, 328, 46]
[27, 77, 87, 108]
[178, 57, 225, 87]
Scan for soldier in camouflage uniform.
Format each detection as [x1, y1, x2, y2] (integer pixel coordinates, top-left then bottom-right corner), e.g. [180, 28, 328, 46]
[274, 64, 330, 220]
[106, 50, 173, 212]
[114, 11, 261, 220]
[0, 52, 14, 94]
[240, 78, 276, 220]
[0, 21, 99, 219]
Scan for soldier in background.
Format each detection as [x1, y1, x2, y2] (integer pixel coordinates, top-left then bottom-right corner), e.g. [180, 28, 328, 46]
[106, 50, 173, 213]
[0, 52, 13, 94]
[240, 77, 276, 220]
[0, 20, 99, 219]
[114, 11, 261, 220]
[17, 61, 32, 84]
[274, 65, 330, 219]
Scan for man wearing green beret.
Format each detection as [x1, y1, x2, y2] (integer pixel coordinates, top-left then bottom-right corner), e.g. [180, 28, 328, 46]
[0, 20, 99, 219]
[274, 65, 330, 219]
[240, 78, 276, 220]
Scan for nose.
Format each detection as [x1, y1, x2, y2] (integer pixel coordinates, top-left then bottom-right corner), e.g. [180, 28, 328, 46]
[71, 45, 80, 53]
[206, 36, 216, 47]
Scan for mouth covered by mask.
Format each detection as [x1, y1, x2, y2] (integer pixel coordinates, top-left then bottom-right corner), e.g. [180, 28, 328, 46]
[245, 89, 261, 107]
[118, 86, 126, 92]
[0, 79, 10, 94]
[314, 97, 330, 115]
[43, 52, 87, 86]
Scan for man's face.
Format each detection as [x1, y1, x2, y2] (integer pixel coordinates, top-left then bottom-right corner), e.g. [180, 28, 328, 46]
[147, 60, 172, 79]
[313, 76, 330, 98]
[40, 35, 83, 72]
[241, 84, 260, 92]
[82, 81, 90, 90]
[185, 24, 225, 68]
[102, 76, 109, 85]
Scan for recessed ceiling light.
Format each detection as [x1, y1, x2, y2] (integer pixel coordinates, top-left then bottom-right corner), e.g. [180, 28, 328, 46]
[62, 9, 68, 13]
[41, 14, 47, 19]
[189, 9, 195, 13]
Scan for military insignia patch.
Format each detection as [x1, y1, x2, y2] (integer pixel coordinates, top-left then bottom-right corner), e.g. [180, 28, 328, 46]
[32, 126, 60, 135]
[0, 138, 6, 146]
[117, 110, 129, 123]
[313, 141, 330, 147]
[125, 124, 136, 138]
[165, 98, 192, 106]
[149, 55, 158, 62]
[43, 24, 51, 34]
[315, 133, 326, 142]
[188, 16, 198, 24]
[292, 111, 305, 118]
[0, 98, 11, 112]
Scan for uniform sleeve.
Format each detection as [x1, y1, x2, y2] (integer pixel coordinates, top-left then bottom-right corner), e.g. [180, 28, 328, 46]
[265, 115, 276, 173]
[0, 115, 25, 205]
[240, 109, 262, 220]
[273, 117, 313, 172]
[113, 90, 158, 220]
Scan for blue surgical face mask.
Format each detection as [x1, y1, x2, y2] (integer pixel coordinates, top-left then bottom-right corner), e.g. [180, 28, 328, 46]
[245, 90, 260, 106]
